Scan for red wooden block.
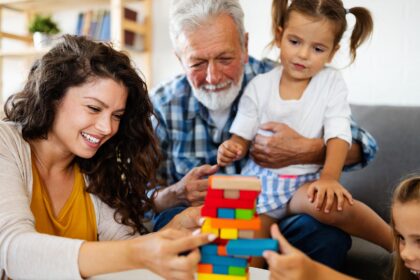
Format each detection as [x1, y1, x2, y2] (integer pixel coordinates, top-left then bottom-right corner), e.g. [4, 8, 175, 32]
[239, 190, 259, 200]
[204, 197, 255, 209]
[207, 188, 224, 198]
[197, 264, 213, 273]
[217, 245, 228, 256]
[201, 206, 217, 217]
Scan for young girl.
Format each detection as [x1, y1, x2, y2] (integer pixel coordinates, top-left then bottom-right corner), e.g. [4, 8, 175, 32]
[391, 176, 420, 280]
[217, 0, 392, 261]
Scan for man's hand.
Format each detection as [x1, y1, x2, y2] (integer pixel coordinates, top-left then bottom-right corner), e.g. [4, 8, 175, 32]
[250, 122, 324, 168]
[154, 164, 218, 212]
[163, 206, 204, 233]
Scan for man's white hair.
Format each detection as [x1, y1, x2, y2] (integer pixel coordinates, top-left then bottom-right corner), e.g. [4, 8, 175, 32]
[169, 0, 245, 51]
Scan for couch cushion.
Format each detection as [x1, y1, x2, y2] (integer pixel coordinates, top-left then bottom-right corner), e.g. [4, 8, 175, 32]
[341, 104, 420, 222]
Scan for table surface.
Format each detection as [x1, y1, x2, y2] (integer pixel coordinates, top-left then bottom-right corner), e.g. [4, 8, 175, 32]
[90, 267, 270, 280]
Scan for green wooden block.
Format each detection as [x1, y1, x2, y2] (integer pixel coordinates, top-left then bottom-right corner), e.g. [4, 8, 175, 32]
[228, 266, 246, 276]
[235, 209, 254, 220]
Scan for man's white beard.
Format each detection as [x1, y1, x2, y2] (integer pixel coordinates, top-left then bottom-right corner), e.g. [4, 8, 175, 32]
[191, 74, 244, 111]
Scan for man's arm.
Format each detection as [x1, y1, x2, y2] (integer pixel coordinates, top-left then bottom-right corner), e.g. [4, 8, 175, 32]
[250, 119, 376, 170]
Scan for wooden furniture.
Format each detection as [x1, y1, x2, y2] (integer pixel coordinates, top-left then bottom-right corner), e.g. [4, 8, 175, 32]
[0, 0, 152, 102]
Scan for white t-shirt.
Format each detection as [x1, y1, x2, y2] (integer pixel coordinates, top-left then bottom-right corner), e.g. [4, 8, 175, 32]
[230, 65, 352, 175]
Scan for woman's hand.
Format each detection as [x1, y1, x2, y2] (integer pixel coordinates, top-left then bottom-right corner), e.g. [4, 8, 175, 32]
[132, 229, 216, 280]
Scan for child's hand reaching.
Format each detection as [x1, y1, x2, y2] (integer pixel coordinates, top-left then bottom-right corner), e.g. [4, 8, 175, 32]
[307, 176, 354, 213]
[217, 139, 246, 166]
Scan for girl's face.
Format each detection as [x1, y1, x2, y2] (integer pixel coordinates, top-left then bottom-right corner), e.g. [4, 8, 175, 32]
[393, 201, 420, 279]
[278, 11, 338, 82]
[50, 78, 128, 159]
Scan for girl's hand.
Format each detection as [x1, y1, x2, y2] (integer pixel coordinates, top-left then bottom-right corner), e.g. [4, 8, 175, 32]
[131, 229, 216, 280]
[263, 224, 356, 280]
[263, 224, 317, 280]
[307, 176, 354, 213]
[217, 139, 245, 166]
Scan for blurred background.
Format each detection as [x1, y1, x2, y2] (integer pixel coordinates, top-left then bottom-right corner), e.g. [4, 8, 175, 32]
[0, 0, 419, 106]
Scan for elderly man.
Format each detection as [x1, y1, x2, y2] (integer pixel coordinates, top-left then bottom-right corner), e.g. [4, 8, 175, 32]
[151, 0, 377, 269]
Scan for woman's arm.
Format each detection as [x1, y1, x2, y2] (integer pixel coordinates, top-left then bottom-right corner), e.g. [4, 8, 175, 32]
[78, 230, 216, 279]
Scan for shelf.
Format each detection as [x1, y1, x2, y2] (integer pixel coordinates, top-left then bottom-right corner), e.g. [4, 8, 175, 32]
[0, 0, 144, 12]
[0, 0, 153, 99]
[0, 48, 48, 57]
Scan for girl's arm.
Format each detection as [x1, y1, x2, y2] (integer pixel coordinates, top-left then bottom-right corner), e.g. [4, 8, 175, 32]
[321, 138, 349, 180]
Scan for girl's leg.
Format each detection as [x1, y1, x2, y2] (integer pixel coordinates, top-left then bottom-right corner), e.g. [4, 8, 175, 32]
[249, 214, 277, 268]
[287, 183, 393, 252]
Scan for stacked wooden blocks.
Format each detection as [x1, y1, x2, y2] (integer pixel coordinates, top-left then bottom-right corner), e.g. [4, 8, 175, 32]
[198, 175, 278, 280]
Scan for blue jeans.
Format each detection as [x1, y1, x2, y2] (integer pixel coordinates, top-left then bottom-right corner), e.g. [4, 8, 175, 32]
[152, 207, 351, 270]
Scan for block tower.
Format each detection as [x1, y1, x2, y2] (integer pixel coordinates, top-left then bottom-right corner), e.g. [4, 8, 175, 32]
[198, 175, 278, 280]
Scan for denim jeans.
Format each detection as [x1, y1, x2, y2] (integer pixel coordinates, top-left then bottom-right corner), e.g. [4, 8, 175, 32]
[152, 206, 351, 270]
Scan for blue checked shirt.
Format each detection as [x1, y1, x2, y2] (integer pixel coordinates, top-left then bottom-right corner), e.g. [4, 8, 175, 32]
[152, 56, 377, 185]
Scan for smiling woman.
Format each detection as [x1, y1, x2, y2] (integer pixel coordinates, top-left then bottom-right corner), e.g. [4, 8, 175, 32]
[0, 35, 214, 280]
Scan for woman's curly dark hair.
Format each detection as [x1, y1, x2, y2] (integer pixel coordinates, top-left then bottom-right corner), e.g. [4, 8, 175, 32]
[3, 35, 160, 235]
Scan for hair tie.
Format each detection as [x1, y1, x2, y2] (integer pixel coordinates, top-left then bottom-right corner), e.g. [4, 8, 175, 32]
[345, 8, 350, 14]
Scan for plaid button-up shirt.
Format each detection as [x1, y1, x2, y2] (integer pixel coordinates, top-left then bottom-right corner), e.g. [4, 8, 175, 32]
[152, 56, 377, 185]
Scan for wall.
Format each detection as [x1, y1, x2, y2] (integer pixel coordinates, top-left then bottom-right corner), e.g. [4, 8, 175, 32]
[152, 0, 420, 106]
[1, 0, 420, 106]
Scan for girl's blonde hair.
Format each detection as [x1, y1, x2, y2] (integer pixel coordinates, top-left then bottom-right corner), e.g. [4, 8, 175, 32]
[391, 175, 420, 280]
[270, 0, 373, 63]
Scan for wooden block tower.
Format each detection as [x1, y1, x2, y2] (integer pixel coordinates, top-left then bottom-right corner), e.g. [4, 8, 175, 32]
[198, 175, 278, 280]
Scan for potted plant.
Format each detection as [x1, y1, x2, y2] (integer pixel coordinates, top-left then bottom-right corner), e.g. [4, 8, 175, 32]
[28, 14, 60, 49]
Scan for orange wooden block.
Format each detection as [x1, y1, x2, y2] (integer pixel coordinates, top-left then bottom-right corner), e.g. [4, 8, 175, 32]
[217, 245, 228, 256]
[197, 264, 213, 273]
[209, 175, 261, 191]
[209, 217, 261, 230]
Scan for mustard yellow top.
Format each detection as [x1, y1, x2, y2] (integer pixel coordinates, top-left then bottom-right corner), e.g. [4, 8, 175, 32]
[30, 161, 98, 241]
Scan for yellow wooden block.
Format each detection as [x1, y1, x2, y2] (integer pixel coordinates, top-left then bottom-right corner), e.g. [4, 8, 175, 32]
[197, 273, 248, 280]
[220, 228, 238, 239]
[202, 218, 219, 236]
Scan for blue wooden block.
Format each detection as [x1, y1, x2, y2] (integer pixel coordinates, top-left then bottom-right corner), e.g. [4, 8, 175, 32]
[201, 244, 218, 255]
[226, 239, 279, 257]
[200, 255, 248, 267]
[213, 265, 229, 275]
[217, 208, 235, 219]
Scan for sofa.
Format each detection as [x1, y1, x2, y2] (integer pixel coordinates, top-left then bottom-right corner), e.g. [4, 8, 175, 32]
[340, 104, 420, 279]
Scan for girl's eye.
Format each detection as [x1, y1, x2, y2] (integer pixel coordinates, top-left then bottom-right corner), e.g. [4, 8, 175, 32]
[88, 105, 100, 112]
[397, 234, 405, 241]
[289, 39, 299, 45]
[314, 46, 326, 53]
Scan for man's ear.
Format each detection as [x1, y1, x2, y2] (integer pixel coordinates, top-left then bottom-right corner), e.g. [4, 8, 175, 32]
[275, 26, 283, 48]
[243, 32, 249, 64]
[328, 44, 340, 62]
